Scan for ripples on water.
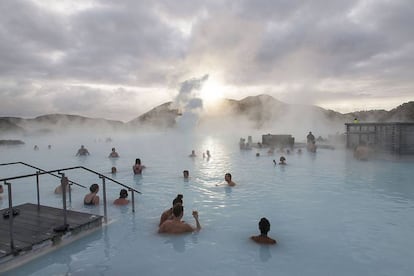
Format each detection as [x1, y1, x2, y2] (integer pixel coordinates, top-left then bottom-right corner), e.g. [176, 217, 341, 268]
[1, 132, 414, 276]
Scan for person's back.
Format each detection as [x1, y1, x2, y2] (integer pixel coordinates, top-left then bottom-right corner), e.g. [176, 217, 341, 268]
[159, 204, 201, 234]
[113, 189, 129, 205]
[251, 235, 277, 244]
[251, 217, 277, 245]
[84, 184, 100, 205]
[158, 218, 194, 234]
[159, 194, 183, 226]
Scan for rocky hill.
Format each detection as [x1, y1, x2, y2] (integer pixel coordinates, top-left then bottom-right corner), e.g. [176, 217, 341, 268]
[127, 102, 181, 128]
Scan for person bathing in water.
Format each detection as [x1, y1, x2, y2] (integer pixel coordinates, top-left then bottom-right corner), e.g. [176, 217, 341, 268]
[54, 176, 71, 194]
[113, 189, 129, 205]
[133, 158, 146, 175]
[158, 204, 201, 234]
[109, 147, 119, 158]
[251, 217, 277, 245]
[159, 194, 184, 226]
[76, 145, 90, 156]
[217, 173, 236, 186]
[84, 184, 99, 205]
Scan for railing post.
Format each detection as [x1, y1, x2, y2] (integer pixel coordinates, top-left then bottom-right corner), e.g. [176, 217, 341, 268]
[36, 171, 40, 209]
[5, 181, 15, 251]
[68, 182, 72, 205]
[100, 175, 108, 223]
[131, 189, 135, 213]
[59, 173, 68, 227]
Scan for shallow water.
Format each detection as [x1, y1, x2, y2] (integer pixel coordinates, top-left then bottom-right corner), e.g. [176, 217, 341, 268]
[1, 131, 414, 276]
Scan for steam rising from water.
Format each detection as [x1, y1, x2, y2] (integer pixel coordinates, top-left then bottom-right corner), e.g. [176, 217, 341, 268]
[173, 74, 209, 131]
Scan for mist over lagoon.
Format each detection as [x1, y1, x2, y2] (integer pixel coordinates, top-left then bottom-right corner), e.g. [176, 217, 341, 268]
[1, 124, 414, 276]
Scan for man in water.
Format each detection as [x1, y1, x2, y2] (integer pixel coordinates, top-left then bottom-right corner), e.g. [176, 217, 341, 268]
[109, 147, 119, 158]
[54, 176, 71, 194]
[251, 217, 277, 245]
[76, 145, 90, 156]
[158, 204, 201, 234]
[189, 150, 197, 157]
[307, 132, 315, 144]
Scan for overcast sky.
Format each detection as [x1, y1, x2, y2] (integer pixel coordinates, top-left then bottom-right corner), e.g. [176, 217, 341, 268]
[1, 0, 413, 121]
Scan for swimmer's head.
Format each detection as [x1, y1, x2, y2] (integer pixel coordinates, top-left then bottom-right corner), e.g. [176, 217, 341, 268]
[259, 217, 271, 235]
[90, 183, 99, 193]
[172, 204, 184, 218]
[172, 194, 183, 206]
[119, 189, 128, 199]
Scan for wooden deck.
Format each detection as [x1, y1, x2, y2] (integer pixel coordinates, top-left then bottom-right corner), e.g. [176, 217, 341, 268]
[0, 203, 103, 271]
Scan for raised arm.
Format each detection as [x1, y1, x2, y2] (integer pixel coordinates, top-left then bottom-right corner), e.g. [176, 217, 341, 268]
[192, 211, 201, 231]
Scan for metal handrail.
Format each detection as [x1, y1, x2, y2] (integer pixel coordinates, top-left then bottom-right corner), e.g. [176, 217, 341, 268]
[0, 162, 86, 188]
[1, 164, 141, 252]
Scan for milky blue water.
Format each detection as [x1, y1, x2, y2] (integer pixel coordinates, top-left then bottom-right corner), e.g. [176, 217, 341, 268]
[1, 131, 414, 276]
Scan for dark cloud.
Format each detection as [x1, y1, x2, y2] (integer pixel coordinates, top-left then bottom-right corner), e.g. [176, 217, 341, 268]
[0, 0, 413, 120]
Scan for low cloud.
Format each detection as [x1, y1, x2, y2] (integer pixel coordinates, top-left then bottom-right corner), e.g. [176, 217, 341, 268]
[1, 0, 413, 120]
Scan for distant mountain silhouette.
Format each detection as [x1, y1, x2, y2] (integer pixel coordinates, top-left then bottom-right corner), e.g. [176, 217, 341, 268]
[0, 114, 124, 136]
[0, 96, 412, 135]
[0, 117, 26, 134]
[127, 102, 181, 128]
[385, 101, 414, 121]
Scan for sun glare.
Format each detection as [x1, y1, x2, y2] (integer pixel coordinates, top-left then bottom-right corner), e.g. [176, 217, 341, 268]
[199, 80, 224, 106]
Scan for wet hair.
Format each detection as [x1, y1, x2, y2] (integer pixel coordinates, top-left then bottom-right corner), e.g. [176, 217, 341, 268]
[183, 170, 189, 176]
[119, 189, 128, 199]
[259, 217, 271, 235]
[172, 194, 183, 206]
[135, 158, 141, 165]
[111, 166, 117, 173]
[172, 204, 184, 217]
[90, 184, 99, 193]
[225, 173, 232, 179]
[280, 156, 286, 162]
[112, 147, 115, 151]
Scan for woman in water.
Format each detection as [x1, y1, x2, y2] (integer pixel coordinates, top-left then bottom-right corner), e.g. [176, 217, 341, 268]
[84, 184, 100, 205]
[133, 158, 146, 175]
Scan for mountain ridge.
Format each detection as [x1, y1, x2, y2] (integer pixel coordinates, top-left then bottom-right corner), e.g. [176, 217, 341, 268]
[1, 95, 413, 135]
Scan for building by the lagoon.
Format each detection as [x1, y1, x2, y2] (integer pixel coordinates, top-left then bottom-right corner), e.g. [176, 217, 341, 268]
[345, 122, 414, 155]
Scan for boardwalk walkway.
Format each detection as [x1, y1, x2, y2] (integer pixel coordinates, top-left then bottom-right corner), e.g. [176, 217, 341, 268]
[0, 203, 102, 271]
